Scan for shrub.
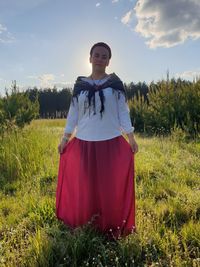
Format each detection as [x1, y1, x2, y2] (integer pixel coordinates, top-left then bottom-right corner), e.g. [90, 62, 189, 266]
[0, 81, 39, 136]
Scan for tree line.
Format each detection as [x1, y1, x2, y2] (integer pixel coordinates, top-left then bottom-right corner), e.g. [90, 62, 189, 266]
[129, 78, 200, 137]
[0, 78, 199, 137]
[24, 82, 149, 119]
[26, 87, 72, 119]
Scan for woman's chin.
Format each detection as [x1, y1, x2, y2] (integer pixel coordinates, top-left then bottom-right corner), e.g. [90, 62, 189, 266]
[93, 65, 105, 71]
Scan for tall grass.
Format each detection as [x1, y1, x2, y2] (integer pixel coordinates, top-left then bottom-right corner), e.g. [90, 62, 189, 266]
[0, 119, 200, 266]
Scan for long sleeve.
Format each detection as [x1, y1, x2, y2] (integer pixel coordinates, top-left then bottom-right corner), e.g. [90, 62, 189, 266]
[117, 92, 134, 134]
[64, 98, 79, 134]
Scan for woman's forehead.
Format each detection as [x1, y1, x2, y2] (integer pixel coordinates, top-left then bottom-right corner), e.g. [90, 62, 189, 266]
[92, 46, 109, 56]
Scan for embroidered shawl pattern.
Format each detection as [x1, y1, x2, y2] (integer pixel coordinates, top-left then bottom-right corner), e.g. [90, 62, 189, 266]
[71, 73, 127, 119]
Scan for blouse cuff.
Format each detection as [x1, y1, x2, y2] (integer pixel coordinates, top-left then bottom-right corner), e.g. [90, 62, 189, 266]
[122, 126, 135, 134]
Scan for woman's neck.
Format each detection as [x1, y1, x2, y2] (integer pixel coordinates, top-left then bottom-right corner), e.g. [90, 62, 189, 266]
[90, 72, 108, 80]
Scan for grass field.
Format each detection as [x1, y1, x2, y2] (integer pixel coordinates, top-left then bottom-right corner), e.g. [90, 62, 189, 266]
[0, 119, 200, 267]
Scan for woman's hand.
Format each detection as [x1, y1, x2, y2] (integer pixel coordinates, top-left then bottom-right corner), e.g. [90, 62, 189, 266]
[126, 133, 139, 154]
[129, 139, 138, 154]
[58, 139, 68, 154]
[58, 134, 71, 154]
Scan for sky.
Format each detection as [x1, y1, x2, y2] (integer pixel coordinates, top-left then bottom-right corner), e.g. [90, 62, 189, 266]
[0, 0, 200, 96]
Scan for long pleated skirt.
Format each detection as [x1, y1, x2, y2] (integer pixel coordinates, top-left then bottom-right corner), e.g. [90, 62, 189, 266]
[56, 135, 136, 240]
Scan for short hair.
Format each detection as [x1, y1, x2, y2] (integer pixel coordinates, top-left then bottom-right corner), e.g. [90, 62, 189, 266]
[90, 42, 112, 59]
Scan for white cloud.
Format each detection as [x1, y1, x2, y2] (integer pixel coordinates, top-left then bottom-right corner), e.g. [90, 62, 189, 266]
[96, 3, 101, 7]
[133, 0, 200, 48]
[112, 0, 119, 3]
[0, 23, 15, 43]
[54, 82, 73, 88]
[176, 69, 200, 80]
[0, 24, 7, 33]
[38, 74, 54, 81]
[27, 75, 38, 80]
[27, 74, 72, 88]
[38, 74, 55, 88]
[121, 10, 133, 25]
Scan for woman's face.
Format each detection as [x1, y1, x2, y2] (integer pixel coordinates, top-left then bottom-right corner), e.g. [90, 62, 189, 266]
[89, 46, 110, 72]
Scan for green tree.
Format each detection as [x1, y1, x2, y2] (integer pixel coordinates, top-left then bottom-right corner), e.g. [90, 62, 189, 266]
[0, 81, 39, 135]
[129, 78, 200, 137]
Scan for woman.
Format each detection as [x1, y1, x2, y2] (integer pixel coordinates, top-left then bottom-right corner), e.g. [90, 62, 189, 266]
[56, 42, 138, 240]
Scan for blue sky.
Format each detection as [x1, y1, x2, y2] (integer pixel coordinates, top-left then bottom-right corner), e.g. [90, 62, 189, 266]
[0, 0, 200, 96]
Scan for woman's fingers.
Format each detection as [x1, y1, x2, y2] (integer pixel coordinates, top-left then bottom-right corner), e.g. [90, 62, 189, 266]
[58, 142, 66, 154]
[58, 144, 63, 154]
[131, 143, 138, 154]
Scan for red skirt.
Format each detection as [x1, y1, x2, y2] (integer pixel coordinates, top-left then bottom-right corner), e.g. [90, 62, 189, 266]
[56, 135, 136, 240]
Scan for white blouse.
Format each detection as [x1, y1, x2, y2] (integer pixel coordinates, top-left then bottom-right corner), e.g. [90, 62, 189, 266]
[64, 76, 134, 141]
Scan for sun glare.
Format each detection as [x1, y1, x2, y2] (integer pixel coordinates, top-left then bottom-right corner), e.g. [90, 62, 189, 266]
[85, 56, 91, 74]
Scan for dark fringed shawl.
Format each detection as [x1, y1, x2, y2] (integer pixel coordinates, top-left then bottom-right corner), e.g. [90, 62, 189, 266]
[71, 73, 127, 119]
